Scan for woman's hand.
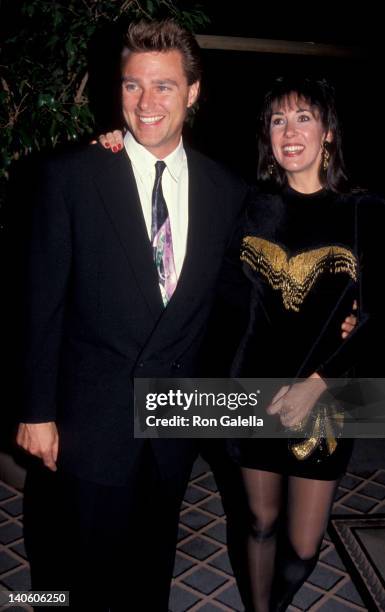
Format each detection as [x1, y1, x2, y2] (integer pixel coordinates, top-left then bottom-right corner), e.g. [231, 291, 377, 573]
[266, 373, 327, 428]
[91, 129, 124, 152]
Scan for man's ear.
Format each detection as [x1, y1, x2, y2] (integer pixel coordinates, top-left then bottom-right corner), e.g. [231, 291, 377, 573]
[187, 81, 200, 108]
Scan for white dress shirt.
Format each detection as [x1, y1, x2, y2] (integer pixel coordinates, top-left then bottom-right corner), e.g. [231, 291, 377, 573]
[124, 131, 189, 279]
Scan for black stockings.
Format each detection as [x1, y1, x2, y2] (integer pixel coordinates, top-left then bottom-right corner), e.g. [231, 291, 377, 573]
[241, 468, 338, 612]
[241, 469, 282, 612]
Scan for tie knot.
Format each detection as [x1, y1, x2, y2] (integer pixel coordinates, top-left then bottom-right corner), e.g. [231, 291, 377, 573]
[155, 160, 166, 178]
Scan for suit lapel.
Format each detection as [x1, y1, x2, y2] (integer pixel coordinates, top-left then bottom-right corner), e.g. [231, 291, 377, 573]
[93, 149, 164, 320]
[93, 146, 220, 332]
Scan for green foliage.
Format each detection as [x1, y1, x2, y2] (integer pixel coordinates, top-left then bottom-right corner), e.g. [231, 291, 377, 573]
[0, 0, 209, 182]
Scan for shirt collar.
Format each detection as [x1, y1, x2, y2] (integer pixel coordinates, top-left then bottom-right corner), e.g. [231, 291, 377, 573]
[124, 131, 186, 183]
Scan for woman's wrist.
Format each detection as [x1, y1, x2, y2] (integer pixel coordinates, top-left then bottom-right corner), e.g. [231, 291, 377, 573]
[308, 372, 328, 398]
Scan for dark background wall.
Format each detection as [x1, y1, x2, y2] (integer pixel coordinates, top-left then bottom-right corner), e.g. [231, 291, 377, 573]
[202, 3, 380, 45]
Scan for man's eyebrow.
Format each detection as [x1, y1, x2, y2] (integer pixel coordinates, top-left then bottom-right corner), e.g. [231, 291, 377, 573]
[121, 76, 178, 86]
[152, 78, 178, 86]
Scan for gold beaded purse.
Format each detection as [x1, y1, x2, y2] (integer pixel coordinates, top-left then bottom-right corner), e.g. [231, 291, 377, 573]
[287, 402, 345, 461]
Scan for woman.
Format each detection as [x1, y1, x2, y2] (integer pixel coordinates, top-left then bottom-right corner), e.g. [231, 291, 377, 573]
[229, 76, 384, 611]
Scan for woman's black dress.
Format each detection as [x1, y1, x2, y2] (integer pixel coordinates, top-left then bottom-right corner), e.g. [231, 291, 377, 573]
[230, 186, 384, 480]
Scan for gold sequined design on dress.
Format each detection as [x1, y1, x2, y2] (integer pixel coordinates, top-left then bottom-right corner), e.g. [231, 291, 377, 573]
[241, 236, 358, 312]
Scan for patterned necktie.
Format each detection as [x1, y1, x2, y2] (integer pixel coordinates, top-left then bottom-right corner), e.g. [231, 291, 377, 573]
[151, 161, 177, 306]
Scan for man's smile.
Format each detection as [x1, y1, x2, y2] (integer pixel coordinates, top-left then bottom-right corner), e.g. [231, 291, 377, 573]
[138, 115, 165, 125]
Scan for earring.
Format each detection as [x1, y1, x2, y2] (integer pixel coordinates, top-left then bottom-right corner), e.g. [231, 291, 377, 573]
[268, 162, 276, 176]
[322, 142, 330, 171]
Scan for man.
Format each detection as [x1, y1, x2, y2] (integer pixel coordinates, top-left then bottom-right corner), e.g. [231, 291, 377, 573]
[17, 19, 248, 611]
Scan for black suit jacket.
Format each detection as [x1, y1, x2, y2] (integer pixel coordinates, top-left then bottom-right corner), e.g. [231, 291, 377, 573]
[21, 144, 247, 485]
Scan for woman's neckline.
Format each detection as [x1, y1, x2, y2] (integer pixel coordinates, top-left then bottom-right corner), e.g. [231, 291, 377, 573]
[285, 185, 327, 199]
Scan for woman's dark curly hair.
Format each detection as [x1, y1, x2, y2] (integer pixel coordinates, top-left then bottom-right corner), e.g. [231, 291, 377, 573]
[257, 76, 349, 192]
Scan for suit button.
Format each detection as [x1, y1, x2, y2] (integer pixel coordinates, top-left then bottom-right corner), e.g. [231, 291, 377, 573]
[172, 361, 181, 369]
[138, 362, 144, 368]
